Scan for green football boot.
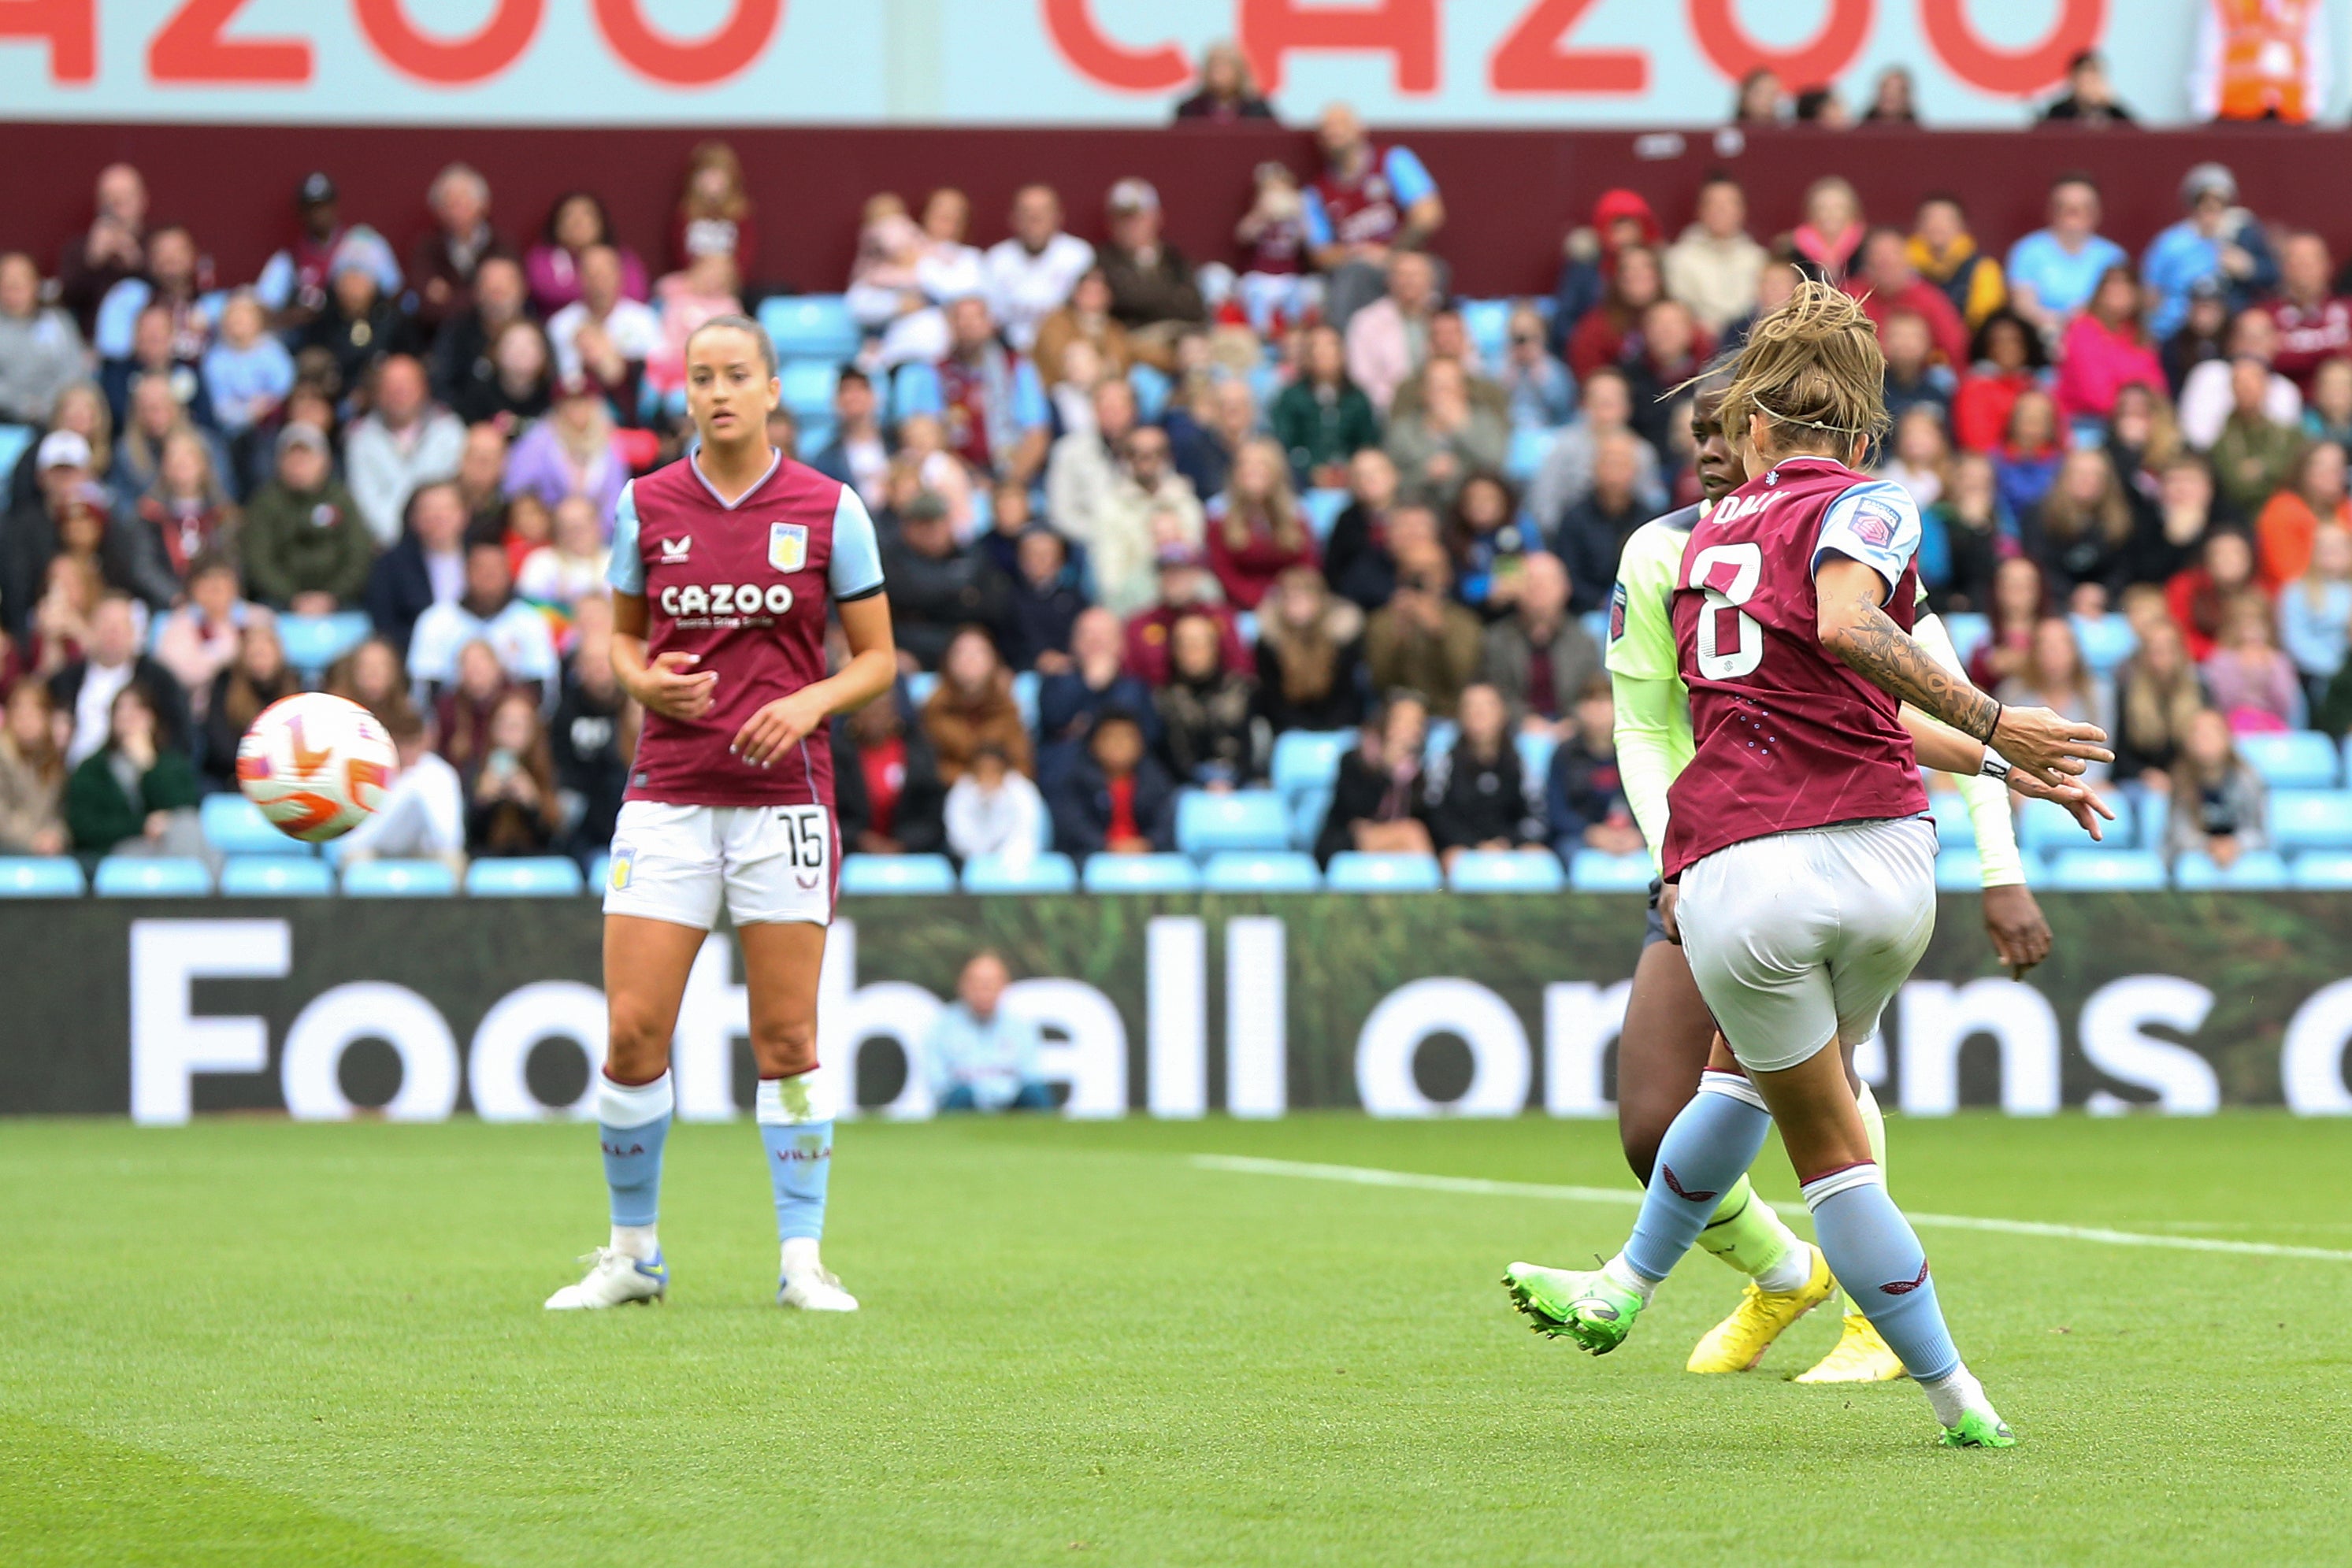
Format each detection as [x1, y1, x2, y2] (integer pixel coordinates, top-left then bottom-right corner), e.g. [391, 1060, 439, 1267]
[1501, 1261, 1645, 1355]
[1938, 1410, 2018, 1449]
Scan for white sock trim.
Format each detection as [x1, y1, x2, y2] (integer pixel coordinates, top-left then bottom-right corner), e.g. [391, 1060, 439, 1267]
[597, 1070, 673, 1129]
[1800, 1161, 1884, 1210]
[1753, 1240, 1816, 1294]
[1695, 1069, 1768, 1112]
[755, 1068, 839, 1125]
[1601, 1253, 1659, 1303]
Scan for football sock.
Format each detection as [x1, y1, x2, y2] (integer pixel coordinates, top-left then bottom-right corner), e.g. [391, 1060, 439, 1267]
[598, 1071, 673, 1258]
[1622, 1071, 1775, 1285]
[756, 1069, 836, 1261]
[1802, 1162, 1961, 1385]
[1695, 1175, 1810, 1288]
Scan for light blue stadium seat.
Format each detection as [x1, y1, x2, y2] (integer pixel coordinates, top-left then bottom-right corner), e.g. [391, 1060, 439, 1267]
[342, 858, 458, 897]
[1515, 730, 1556, 782]
[1177, 789, 1292, 855]
[201, 793, 311, 857]
[1300, 487, 1349, 542]
[1942, 611, 1991, 665]
[2172, 849, 2291, 889]
[838, 853, 956, 895]
[1233, 610, 1258, 647]
[467, 857, 585, 896]
[2044, 848, 2166, 891]
[277, 611, 372, 675]
[1011, 670, 1039, 731]
[1128, 362, 1171, 422]
[0, 424, 33, 480]
[902, 671, 939, 709]
[2071, 613, 2137, 676]
[2136, 790, 2168, 852]
[584, 854, 610, 892]
[1935, 846, 1987, 891]
[758, 295, 859, 361]
[1930, 790, 1976, 851]
[1203, 851, 1321, 892]
[1423, 718, 1459, 765]
[1460, 298, 1513, 365]
[1567, 850, 1653, 892]
[2291, 850, 2352, 888]
[220, 857, 335, 896]
[963, 851, 1078, 894]
[796, 415, 836, 456]
[1449, 851, 1565, 892]
[777, 358, 840, 419]
[1326, 851, 1442, 892]
[2018, 792, 2135, 853]
[1272, 731, 1349, 799]
[1505, 424, 1556, 482]
[0, 856, 83, 896]
[2269, 788, 2352, 850]
[1081, 852, 1201, 893]
[94, 857, 213, 897]
[968, 486, 994, 537]
[1579, 609, 1611, 647]
[1289, 785, 1332, 851]
[2239, 732, 2339, 790]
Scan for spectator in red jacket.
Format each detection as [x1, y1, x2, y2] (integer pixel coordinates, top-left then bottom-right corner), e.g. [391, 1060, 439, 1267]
[2056, 265, 2168, 421]
[1845, 227, 1968, 369]
[1566, 244, 1663, 382]
[1205, 437, 1319, 611]
[1952, 310, 2048, 453]
[1123, 542, 1247, 686]
[2267, 232, 2352, 393]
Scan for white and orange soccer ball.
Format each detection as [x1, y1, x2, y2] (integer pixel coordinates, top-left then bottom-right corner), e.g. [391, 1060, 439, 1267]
[236, 692, 395, 842]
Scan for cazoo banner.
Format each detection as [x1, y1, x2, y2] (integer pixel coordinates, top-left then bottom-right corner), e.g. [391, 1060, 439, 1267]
[6, 892, 2352, 1123]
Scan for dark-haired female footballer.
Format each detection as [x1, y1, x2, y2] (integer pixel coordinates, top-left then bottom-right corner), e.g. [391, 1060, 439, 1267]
[547, 315, 893, 1313]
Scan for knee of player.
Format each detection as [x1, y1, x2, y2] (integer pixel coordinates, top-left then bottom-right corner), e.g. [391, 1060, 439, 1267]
[752, 1015, 819, 1071]
[607, 999, 676, 1063]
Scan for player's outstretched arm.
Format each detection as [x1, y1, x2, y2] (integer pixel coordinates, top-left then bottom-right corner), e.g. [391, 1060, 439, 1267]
[733, 594, 898, 767]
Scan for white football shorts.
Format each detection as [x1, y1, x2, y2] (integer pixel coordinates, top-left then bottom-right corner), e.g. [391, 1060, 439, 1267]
[1673, 815, 1937, 1074]
[602, 800, 837, 929]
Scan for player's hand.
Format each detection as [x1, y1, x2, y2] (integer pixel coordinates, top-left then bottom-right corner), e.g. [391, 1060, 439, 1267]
[733, 690, 828, 769]
[1658, 883, 1682, 945]
[632, 651, 717, 721]
[2008, 767, 2116, 840]
[1980, 883, 2050, 978]
[1990, 705, 2111, 791]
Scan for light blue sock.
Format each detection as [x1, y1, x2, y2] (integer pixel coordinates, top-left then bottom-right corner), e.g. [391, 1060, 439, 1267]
[1623, 1073, 1774, 1283]
[756, 1073, 834, 1242]
[1805, 1164, 1961, 1382]
[598, 1072, 673, 1230]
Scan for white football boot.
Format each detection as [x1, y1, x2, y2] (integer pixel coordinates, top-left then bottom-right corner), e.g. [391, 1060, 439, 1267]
[545, 1247, 667, 1310]
[777, 1239, 859, 1312]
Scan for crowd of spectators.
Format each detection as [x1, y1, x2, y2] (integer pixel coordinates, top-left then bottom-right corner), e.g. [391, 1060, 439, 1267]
[4, 52, 2350, 880]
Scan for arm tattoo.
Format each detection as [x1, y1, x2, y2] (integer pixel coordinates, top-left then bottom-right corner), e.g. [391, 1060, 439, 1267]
[1829, 599, 2001, 743]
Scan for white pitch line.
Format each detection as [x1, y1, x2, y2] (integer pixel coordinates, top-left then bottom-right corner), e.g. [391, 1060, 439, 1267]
[1189, 1154, 2352, 1263]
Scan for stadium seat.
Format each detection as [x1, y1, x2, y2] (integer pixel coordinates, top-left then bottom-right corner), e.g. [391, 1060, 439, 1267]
[94, 857, 213, 897]
[1448, 851, 1565, 892]
[2238, 732, 2339, 790]
[1325, 851, 1442, 891]
[1289, 786, 1332, 851]
[777, 358, 839, 419]
[758, 295, 859, 361]
[1271, 730, 1349, 799]
[2044, 848, 2167, 891]
[220, 857, 335, 896]
[467, 857, 585, 896]
[2291, 850, 2352, 888]
[963, 851, 1078, 893]
[1505, 424, 1556, 482]
[2172, 849, 2290, 889]
[1459, 298, 1513, 364]
[1081, 852, 1201, 893]
[1177, 789, 1292, 855]
[838, 854, 956, 895]
[1011, 670, 1039, 731]
[276, 611, 373, 676]
[1929, 789, 1976, 851]
[1567, 850, 1653, 892]
[341, 858, 459, 897]
[2268, 788, 2352, 850]
[1423, 718, 1459, 765]
[201, 793, 311, 857]
[1941, 611, 1991, 665]
[2072, 613, 2136, 676]
[0, 424, 32, 480]
[2018, 792, 2135, 853]
[902, 671, 939, 709]
[1127, 362, 1171, 422]
[0, 857, 83, 896]
[1203, 851, 1321, 891]
[1579, 610, 1611, 647]
[1515, 729, 1556, 782]
[584, 854, 610, 891]
[1233, 610, 1257, 647]
[1935, 846, 1987, 891]
[1300, 487, 1349, 541]
[796, 415, 836, 456]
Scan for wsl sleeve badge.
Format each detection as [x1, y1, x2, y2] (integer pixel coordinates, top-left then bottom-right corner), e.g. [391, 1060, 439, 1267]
[770, 522, 809, 573]
[1608, 582, 1628, 644]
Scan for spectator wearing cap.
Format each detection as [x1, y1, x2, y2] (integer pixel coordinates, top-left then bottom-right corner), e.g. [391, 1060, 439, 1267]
[1305, 103, 1445, 332]
[807, 367, 889, 510]
[410, 163, 503, 342]
[301, 231, 415, 391]
[1124, 542, 1247, 687]
[8, 384, 110, 516]
[545, 244, 660, 409]
[2039, 49, 2135, 124]
[257, 173, 399, 333]
[1, 432, 98, 637]
[1555, 189, 1661, 350]
[2179, 310, 2302, 450]
[2265, 232, 2352, 394]
[983, 184, 1094, 356]
[2005, 176, 2130, 339]
[93, 224, 213, 369]
[0, 253, 87, 428]
[345, 354, 466, 548]
[881, 493, 1009, 669]
[1096, 178, 1206, 372]
[406, 538, 558, 699]
[1909, 195, 2009, 330]
[1663, 175, 1767, 338]
[2192, 2, 2325, 123]
[1345, 250, 1440, 417]
[2142, 164, 2276, 342]
[1845, 228, 1969, 369]
[894, 295, 1050, 490]
[239, 422, 373, 614]
[56, 165, 147, 338]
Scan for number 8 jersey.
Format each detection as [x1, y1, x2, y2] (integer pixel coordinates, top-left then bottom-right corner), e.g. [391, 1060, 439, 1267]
[1662, 455, 1928, 880]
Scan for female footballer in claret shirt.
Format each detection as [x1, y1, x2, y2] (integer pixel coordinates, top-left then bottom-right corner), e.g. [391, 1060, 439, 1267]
[546, 315, 894, 1313]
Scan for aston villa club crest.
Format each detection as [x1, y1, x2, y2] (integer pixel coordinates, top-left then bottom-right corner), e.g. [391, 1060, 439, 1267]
[769, 522, 808, 573]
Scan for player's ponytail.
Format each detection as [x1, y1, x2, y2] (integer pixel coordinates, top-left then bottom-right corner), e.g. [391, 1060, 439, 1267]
[1717, 279, 1889, 461]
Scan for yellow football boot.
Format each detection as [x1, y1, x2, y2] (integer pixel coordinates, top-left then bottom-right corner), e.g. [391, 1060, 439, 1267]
[1794, 1306, 1909, 1383]
[1684, 1244, 1834, 1373]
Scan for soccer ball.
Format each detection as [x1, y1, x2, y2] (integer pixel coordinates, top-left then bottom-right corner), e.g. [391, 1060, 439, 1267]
[236, 692, 395, 842]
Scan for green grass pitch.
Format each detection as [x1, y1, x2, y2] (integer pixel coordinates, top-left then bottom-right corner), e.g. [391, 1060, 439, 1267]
[6, 1113, 2350, 1566]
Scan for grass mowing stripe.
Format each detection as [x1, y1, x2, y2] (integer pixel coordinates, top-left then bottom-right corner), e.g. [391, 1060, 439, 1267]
[1190, 1153, 2352, 1263]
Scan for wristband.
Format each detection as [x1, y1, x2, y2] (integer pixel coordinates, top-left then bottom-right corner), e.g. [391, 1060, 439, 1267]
[1977, 700, 2003, 747]
[1977, 749, 2012, 782]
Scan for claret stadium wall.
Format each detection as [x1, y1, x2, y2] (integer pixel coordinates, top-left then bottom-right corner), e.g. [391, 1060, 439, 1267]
[9, 893, 2352, 1121]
